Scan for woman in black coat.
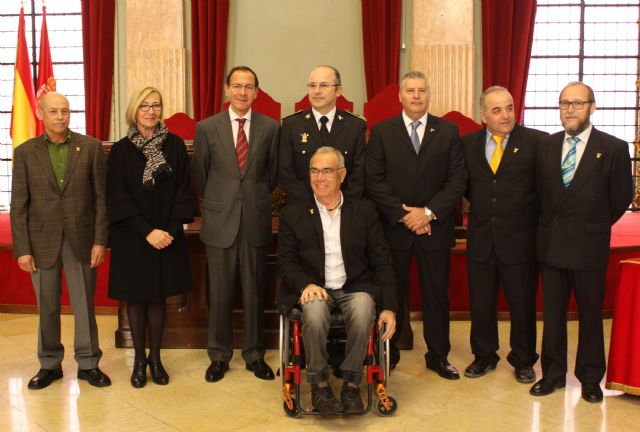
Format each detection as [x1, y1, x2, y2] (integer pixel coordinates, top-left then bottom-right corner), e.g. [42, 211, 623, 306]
[107, 86, 194, 388]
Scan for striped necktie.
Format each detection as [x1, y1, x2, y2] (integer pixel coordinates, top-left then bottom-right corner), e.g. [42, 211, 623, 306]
[236, 118, 248, 173]
[562, 136, 579, 187]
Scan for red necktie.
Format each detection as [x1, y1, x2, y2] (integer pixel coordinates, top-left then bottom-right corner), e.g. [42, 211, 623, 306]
[236, 118, 248, 172]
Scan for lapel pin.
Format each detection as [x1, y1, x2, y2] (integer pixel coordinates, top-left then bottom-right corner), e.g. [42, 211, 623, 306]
[513, 148, 519, 154]
[596, 153, 602, 159]
[338, 115, 344, 121]
[300, 132, 309, 143]
[429, 128, 435, 133]
[75, 146, 80, 152]
[305, 113, 311, 120]
[309, 208, 314, 215]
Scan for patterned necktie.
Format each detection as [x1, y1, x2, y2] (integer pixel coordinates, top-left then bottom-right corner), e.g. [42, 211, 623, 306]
[319, 115, 330, 145]
[489, 134, 505, 174]
[236, 118, 248, 173]
[410, 120, 421, 153]
[562, 136, 579, 187]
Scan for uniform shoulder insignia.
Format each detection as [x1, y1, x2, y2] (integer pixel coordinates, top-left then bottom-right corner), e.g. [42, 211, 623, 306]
[343, 111, 366, 122]
[282, 109, 306, 119]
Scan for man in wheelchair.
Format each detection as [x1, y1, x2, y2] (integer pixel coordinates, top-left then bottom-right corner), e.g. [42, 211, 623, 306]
[278, 146, 397, 414]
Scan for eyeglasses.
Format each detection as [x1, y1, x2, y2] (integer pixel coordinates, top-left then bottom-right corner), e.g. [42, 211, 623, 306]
[307, 82, 340, 90]
[139, 103, 162, 112]
[229, 83, 256, 92]
[559, 100, 592, 110]
[309, 167, 343, 176]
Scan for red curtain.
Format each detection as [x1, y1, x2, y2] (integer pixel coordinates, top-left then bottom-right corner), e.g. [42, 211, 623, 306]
[361, 0, 402, 100]
[482, 0, 537, 122]
[81, 0, 115, 140]
[191, 0, 229, 120]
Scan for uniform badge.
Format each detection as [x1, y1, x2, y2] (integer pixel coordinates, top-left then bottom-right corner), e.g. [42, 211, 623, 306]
[300, 132, 309, 143]
[309, 208, 315, 215]
[429, 128, 435, 133]
[338, 115, 344, 121]
[305, 113, 311, 120]
[513, 148, 519, 154]
[596, 152, 603, 159]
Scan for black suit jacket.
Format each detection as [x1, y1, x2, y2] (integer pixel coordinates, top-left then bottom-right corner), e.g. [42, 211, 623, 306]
[537, 127, 633, 271]
[462, 125, 547, 264]
[365, 114, 466, 251]
[279, 108, 366, 203]
[277, 197, 397, 314]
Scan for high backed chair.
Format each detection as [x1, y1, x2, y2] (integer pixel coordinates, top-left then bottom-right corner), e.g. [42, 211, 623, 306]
[164, 112, 197, 141]
[362, 84, 402, 134]
[224, 88, 282, 122]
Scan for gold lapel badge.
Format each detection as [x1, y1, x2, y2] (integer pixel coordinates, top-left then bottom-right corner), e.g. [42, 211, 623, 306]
[309, 208, 315, 215]
[305, 113, 311, 120]
[75, 146, 80, 152]
[513, 148, 519, 154]
[596, 152, 603, 159]
[429, 128, 435, 133]
[300, 132, 309, 143]
[338, 115, 344, 121]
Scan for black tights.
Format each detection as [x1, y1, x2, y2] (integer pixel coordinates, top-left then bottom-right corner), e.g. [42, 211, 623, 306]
[126, 300, 166, 363]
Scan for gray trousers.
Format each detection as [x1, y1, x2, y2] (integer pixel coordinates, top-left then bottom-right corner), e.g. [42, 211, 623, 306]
[31, 237, 102, 370]
[302, 290, 375, 384]
[206, 214, 267, 364]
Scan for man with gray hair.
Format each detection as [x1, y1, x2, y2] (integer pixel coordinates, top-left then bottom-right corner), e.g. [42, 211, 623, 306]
[366, 71, 466, 378]
[461, 86, 547, 383]
[278, 146, 397, 414]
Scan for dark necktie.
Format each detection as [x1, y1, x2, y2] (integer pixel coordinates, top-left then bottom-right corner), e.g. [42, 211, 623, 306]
[236, 118, 248, 173]
[319, 115, 330, 145]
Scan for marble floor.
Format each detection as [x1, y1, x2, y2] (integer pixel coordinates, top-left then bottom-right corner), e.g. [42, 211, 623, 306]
[0, 313, 637, 432]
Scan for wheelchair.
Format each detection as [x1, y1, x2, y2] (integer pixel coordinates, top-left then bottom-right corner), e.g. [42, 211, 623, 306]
[278, 305, 398, 417]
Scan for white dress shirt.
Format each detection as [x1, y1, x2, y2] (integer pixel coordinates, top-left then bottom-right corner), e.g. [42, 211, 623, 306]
[314, 193, 346, 290]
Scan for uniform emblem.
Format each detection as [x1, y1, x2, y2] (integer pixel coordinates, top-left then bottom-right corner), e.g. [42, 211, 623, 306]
[513, 148, 519, 154]
[305, 113, 311, 120]
[300, 132, 309, 143]
[596, 152, 603, 159]
[309, 208, 315, 215]
[338, 115, 344, 121]
[429, 128, 435, 133]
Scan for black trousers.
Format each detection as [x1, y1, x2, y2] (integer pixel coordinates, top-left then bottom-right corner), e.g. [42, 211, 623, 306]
[467, 251, 539, 368]
[391, 247, 451, 361]
[540, 263, 607, 385]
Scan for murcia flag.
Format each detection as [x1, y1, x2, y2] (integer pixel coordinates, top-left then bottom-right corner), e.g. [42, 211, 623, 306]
[36, 5, 56, 135]
[10, 6, 37, 149]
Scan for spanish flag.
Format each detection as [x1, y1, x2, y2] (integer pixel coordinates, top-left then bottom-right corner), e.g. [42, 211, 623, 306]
[10, 6, 37, 150]
[36, 5, 56, 135]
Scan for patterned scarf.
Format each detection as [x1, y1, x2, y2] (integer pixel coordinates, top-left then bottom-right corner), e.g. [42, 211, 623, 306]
[128, 123, 172, 190]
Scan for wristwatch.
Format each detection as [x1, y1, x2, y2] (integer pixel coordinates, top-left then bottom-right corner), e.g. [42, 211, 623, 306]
[424, 207, 434, 221]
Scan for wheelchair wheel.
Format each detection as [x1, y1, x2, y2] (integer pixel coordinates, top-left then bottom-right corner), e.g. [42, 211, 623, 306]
[374, 396, 397, 417]
[283, 400, 302, 418]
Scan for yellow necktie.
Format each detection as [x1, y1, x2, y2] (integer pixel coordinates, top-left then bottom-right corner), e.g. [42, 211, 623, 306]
[489, 135, 505, 174]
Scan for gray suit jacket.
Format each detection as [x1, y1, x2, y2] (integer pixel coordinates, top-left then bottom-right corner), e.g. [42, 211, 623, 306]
[192, 110, 280, 248]
[10, 131, 109, 269]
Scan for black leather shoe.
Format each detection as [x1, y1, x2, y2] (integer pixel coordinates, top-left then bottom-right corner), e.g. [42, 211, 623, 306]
[515, 366, 536, 384]
[205, 361, 228, 382]
[130, 361, 147, 388]
[311, 383, 343, 414]
[246, 359, 275, 381]
[77, 368, 111, 387]
[148, 358, 169, 385]
[341, 382, 364, 414]
[426, 356, 460, 380]
[28, 368, 63, 390]
[530, 378, 565, 396]
[581, 383, 603, 403]
[464, 358, 497, 378]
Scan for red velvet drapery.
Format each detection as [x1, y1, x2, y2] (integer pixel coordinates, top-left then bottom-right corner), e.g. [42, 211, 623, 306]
[81, 0, 115, 140]
[361, 0, 402, 100]
[482, 0, 537, 122]
[191, 0, 229, 120]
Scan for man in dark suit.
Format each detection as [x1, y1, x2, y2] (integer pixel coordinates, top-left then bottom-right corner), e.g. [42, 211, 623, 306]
[462, 86, 546, 383]
[530, 82, 633, 403]
[278, 146, 397, 414]
[279, 65, 366, 203]
[192, 66, 279, 383]
[365, 71, 466, 378]
[11, 92, 111, 389]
